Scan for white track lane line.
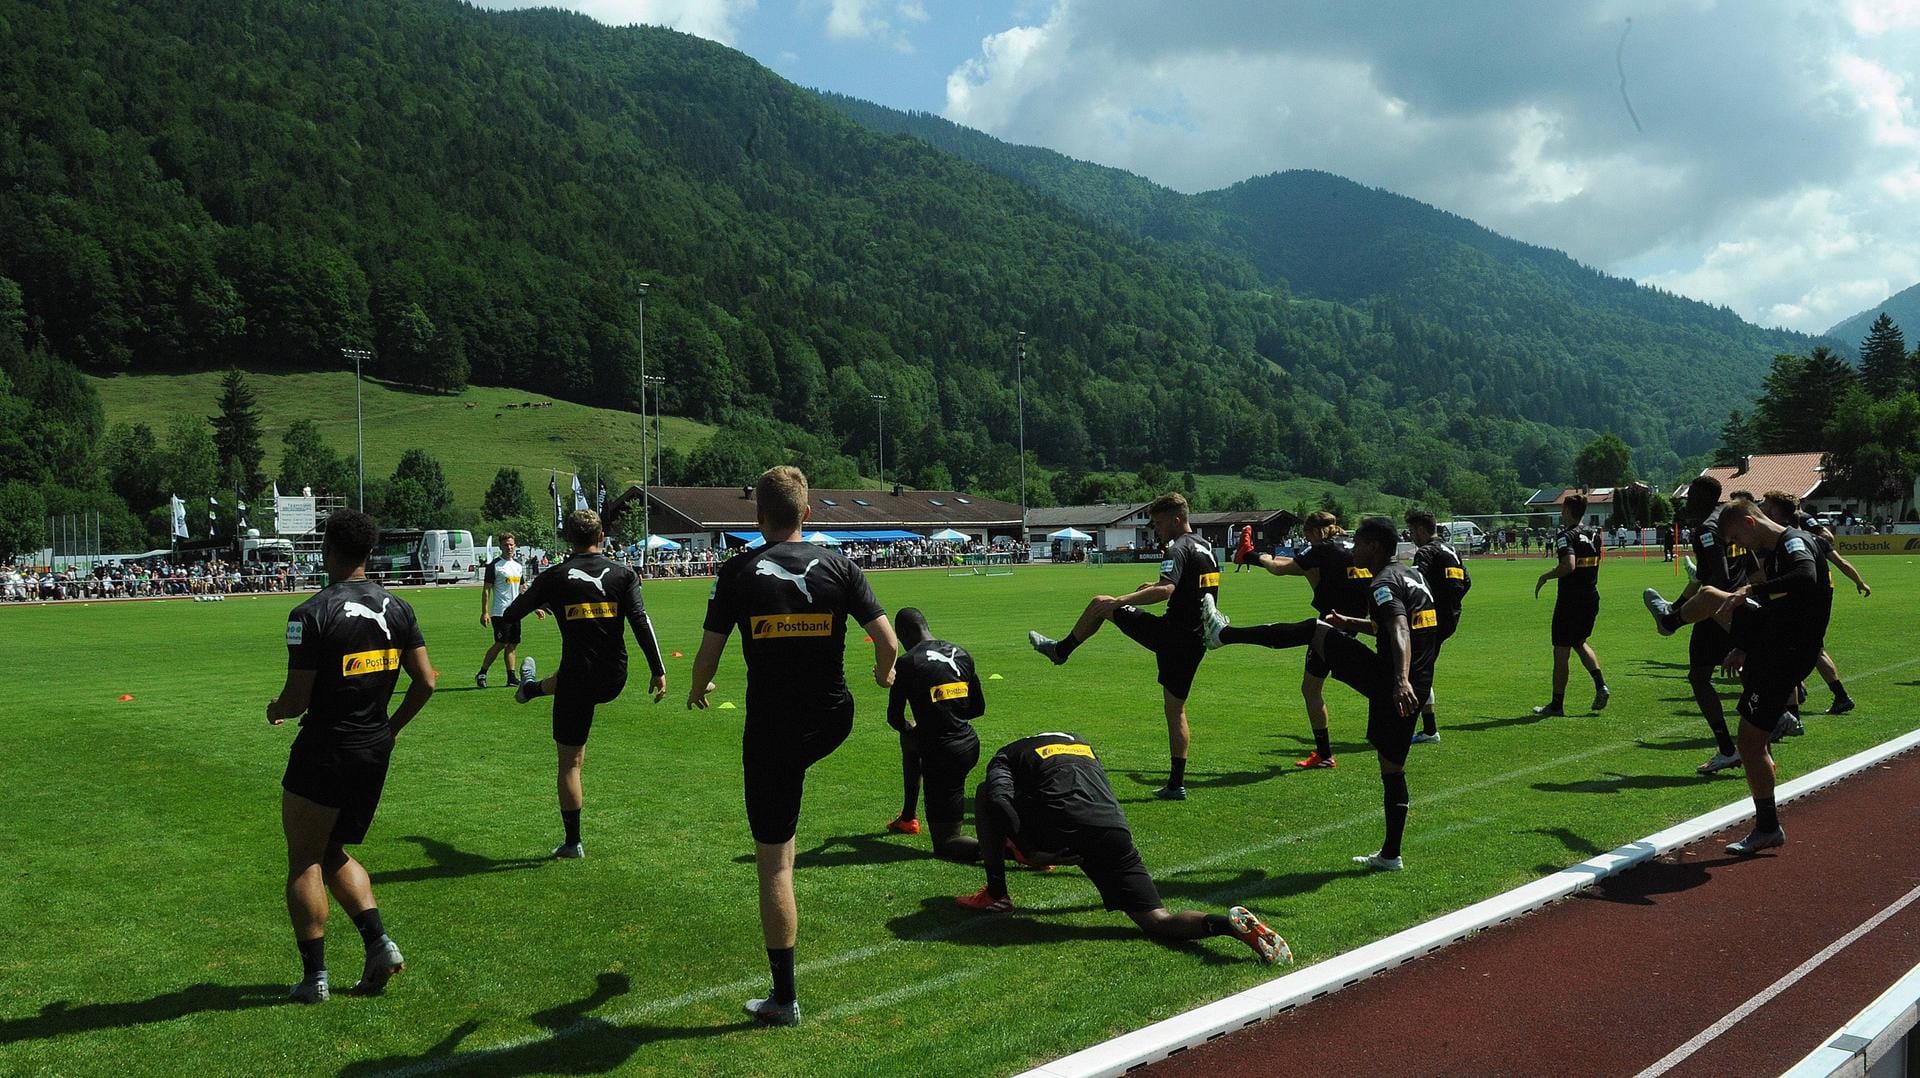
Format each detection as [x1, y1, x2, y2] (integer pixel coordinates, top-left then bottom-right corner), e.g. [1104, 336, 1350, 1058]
[1634, 880, 1920, 1078]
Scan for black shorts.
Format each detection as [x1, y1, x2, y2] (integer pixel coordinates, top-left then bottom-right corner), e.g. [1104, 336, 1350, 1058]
[1315, 630, 1425, 767]
[1551, 592, 1599, 648]
[743, 707, 854, 844]
[1112, 605, 1206, 701]
[552, 669, 627, 747]
[282, 733, 393, 845]
[1070, 825, 1162, 913]
[914, 730, 981, 832]
[1689, 620, 1734, 671]
[1737, 657, 1818, 733]
[492, 618, 521, 646]
[1437, 609, 1462, 645]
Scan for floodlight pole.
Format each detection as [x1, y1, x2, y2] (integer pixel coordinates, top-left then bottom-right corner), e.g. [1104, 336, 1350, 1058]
[871, 394, 888, 488]
[341, 347, 372, 511]
[636, 282, 650, 545]
[1016, 331, 1028, 549]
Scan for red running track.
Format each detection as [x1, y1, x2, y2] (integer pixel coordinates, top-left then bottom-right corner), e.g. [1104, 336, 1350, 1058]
[1147, 748, 1920, 1078]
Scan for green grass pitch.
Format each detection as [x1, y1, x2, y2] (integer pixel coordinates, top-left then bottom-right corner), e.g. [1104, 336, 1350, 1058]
[4, 553, 1917, 1076]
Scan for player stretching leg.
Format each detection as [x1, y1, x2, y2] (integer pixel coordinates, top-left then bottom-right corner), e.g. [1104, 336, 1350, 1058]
[885, 608, 985, 861]
[1407, 510, 1471, 744]
[1640, 476, 1753, 772]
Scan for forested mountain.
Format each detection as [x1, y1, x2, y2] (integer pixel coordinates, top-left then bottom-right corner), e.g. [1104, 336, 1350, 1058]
[825, 97, 1833, 464]
[1828, 282, 1920, 351]
[3, 0, 1780, 552]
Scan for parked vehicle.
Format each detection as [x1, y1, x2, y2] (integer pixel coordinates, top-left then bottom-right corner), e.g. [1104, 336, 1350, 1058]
[1437, 521, 1489, 553]
[367, 529, 478, 584]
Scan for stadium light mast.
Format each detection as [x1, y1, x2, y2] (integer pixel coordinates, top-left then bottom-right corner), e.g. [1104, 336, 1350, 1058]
[636, 282, 650, 542]
[643, 374, 666, 492]
[1016, 331, 1028, 548]
[870, 394, 888, 489]
[341, 346, 372, 510]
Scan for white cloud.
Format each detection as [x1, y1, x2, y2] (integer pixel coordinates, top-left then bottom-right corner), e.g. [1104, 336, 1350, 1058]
[469, 0, 756, 44]
[942, 1, 1920, 332]
[815, 0, 928, 51]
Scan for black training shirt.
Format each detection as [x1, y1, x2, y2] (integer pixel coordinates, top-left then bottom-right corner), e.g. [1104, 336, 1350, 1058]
[1366, 562, 1440, 688]
[1757, 527, 1832, 652]
[502, 551, 664, 680]
[1553, 523, 1602, 596]
[1412, 540, 1471, 615]
[979, 733, 1129, 850]
[1692, 507, 1751, 590]
[703, 541, 885, 720]
[286, 579, 425, 749]
[1295, 537, 1372, 618]
[889, 638, 984, 741]
[1156, 532, 1220, 637]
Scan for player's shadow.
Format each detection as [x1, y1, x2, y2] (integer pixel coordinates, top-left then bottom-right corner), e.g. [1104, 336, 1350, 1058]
[1635, 736, 1720, 752]
[370, 836, 550, 884]
[0, 982, 286, 1042]
[336, 972, 749, 1077]
[1531, 772, 1735, 797]
[883, 898, 1235, 964]
[1151, 865, 1359, 906]
[1579, 853, 1751, 907]
[730, 833, 923, 869]
[1628, 659, 1693, 680]
[1448, 711, 1554, 733]
[1120, 765, 1287, 797]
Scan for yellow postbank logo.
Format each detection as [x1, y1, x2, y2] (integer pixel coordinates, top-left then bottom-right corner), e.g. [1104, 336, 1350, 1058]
[341, 649, 401, 677]
[565, 602, 619, 620]
[751, 613, 833, 639]
[1034, 742, 1096, 760]
[1444, 567, 1466, 580]
[931, 682, 970, 703]
[1196, 572, 1221, 588]
[1411, 609, 1438, 630]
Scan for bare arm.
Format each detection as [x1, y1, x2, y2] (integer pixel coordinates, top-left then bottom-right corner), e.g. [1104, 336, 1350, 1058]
[1115, 582, 1174, 607]
[1382, 614, 1417, 716]
[266, 669, 317, 724]
[687, 630, 727, 709]
[1252, 554, 1306, 577]
[480, 581, 493, 624]
[865, 614, 899, 688]
[389, 646, 437, 734]
[1535, 551, 1573, 597]
[1827, 548, 1869, 595]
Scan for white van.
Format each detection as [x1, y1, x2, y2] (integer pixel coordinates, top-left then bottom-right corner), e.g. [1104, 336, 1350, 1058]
[1438, 521, 1488, 554]
[419, 529, 479, 583]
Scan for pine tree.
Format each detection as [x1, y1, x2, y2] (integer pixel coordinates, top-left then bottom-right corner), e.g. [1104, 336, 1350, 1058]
[1857, 313, 1909, 399]
[483, 467, 532, 520]
[210, 369, 265, 496]
[392, 448, 455, 526]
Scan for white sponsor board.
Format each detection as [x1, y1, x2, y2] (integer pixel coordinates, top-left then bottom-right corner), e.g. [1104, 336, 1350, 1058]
[275, 496, 317, 536]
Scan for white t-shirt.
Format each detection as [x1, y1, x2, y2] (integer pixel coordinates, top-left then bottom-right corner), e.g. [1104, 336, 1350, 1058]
[485, 556, 525, 616]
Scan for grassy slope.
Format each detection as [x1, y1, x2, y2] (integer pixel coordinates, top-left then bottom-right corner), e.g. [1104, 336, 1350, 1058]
[1192, 473, 1416, 517]
[88, 371, 718, 509]
[2, 554, 1915, 1075]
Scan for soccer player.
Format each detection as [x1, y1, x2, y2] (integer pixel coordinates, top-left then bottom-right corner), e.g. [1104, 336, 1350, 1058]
[1761, 491, 1866, 715]
[1233, 510, 1370, 768]
[498, 509, 666, 859]
[1406, 510, 1470, 743]
[1203, 517, 1437, 870]
[267, 509, 436, 1004]
[1028, 492, 1219, 800]
[1532, 494, 1609, 716]
[1659, 500, 1830, 854]
[957, 732, 1288, 964]
[883, 607, 984, 862]
[476, 533, 542, 688]
[1639, 476, 1751, 773]
[689, 465, 898, 1027]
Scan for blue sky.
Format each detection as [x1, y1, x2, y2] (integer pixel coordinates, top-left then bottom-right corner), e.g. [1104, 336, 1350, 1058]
[471, 2, 1920, 337]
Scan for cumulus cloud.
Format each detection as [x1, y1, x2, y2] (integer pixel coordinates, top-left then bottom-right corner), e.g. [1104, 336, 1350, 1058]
[943, 1, 1920, 333]
[810, 0, 928, 52]
[468, 0, 757, 45]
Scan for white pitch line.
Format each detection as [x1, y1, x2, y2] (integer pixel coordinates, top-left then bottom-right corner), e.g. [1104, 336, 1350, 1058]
[1634, 880, 1920, 1078]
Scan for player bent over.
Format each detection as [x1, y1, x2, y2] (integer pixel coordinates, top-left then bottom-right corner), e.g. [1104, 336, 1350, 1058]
[884, 607, 984, 862]
[499, 509, 666, 858]
[1646, 499, 1831, 854]
[690, 466, 898, 1026]
[1765, 491, 1865, 716]
[958, 732, 1288, 965]
[1029, 492, 1219, 799]
[268, 509, 436, 1003]
[1203, 517, 1437, 870]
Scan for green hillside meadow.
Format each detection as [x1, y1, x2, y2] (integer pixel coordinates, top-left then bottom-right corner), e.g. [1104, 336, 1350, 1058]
[88, 371, 716, 510]
[3, 555, 1915, 1075]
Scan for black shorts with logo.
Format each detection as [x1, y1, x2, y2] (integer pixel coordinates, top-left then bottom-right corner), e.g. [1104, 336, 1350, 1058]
[491, 618, 521, 646]
[743, 706, 854, 844]
[552, 668, 627, 747]
[1737, 648, 1820, 734]
[1315, 630, 1427, 767]
[1112, 605, 1205, 701]
[1551, 592, 1599, 648]
[282, 732, 393, 845]
[1068, 825, 1163, 913]
[911, 728, 981, 832]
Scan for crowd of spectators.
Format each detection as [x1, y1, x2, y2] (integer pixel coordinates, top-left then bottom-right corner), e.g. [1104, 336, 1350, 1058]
[620, 537, 1007, 579]
[0, 559, 319, 601]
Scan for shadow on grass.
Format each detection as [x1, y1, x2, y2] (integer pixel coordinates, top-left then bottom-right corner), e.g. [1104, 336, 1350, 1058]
[1151, 865, 1361, 906]
[0, 983, 285, 1043]
[336, 972, 749, 1077]
[1118, 765, 1289, 796]
[1636, 735, 1721, 752]
[881, 897, 1236, 964]
[1627, 659, 1694, 680]
[1447, 711, 1554, 733]
[1532, 772, 1736, 796]
[730, 832, 924, 869]
[370, 836, 550, 884]
[1529, 827, 1606, 858]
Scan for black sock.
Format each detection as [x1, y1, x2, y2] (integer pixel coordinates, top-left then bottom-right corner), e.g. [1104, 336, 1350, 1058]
[1550, 692, 1565, 709]
[1421, 697, 1438, 736]
[1168, 757, 1186, 787]
[1828, 679, 1847, 698]
[1313, 727, 1332, 756]
[351, 907, 386, 949]
[767, 947, 797, 1005]
[1220, 620, 1316, 649]
[1659, 608, 1685, 633]
[1381, 771, 1410, 860]
[1202, 913, 1233, 937]
[984, 861, 1008, 898]
[1705, 716, 1737, 757]
[562, 809, 581, 845]
[1755, 796, 1779, 833]
[1590, 668, 1607, 690]
[1055, 633, 1081, 661]
[297, 936, 325, 977]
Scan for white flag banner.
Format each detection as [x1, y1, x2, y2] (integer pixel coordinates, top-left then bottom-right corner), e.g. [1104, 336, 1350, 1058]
[572, 473, 588, 511]
[171, 495, 189, 539]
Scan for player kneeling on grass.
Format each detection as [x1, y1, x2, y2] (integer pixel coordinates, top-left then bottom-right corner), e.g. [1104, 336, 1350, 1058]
[957, 732, 1289, 964]
[884, 607, 984, 862]
[1202, 517, 1436, 871]
[268, 509, 437, 1004]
